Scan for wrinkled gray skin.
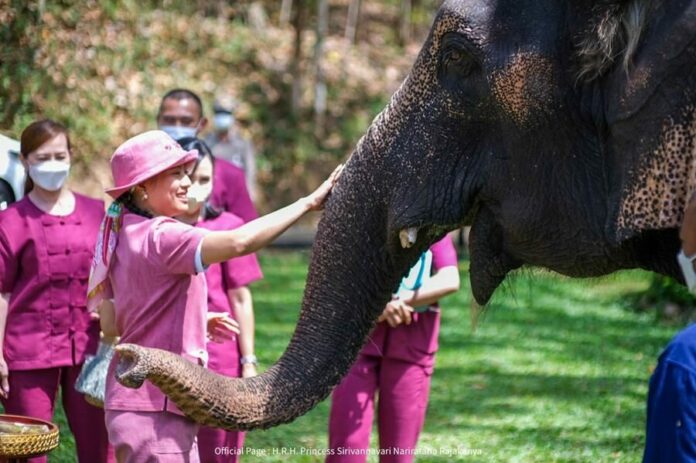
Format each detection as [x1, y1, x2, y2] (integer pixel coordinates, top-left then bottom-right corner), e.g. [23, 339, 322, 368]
[116, 0, 696, 430]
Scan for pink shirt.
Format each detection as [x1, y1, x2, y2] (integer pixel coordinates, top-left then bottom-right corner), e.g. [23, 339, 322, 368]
[362, 236, 458, 372]
[197, 212, 263, 375]
[211, 159, 258, 223]
[105, 213, 209, 414]
[0, 194, 104, 370]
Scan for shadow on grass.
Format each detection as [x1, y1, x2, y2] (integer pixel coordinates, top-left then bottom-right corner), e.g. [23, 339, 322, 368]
[418, 265, 675, 460]
[244, 256, 677, 461]
[36, 252, 680, 462]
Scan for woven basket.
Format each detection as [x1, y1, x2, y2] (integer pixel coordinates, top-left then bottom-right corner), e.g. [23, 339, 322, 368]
[0, 415, 59, 458]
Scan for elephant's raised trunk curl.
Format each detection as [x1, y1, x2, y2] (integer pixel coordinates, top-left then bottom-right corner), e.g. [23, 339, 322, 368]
[113, 97, 415, 429]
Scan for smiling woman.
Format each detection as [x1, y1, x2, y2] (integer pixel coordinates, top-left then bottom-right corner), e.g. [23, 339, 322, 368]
[89, 129, 342, 461]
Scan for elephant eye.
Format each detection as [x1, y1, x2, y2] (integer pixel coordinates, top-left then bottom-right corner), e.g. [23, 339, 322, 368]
[445, 49, 465, 63]
[439, 31, 479, 81]
[443, 47, 476, 77]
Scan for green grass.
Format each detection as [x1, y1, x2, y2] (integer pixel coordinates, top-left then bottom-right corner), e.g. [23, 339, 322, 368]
[32, 250, 679, 462]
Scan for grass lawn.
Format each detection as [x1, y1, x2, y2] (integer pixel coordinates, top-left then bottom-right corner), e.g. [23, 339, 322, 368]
[32, 250, 678, 462]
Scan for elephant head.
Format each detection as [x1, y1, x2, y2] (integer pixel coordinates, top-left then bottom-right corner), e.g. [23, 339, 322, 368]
[115, 0, 696, 429]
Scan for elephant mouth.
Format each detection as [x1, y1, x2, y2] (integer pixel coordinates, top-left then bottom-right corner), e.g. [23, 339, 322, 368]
[468, 206, 522, 304]
[469, 248, 520, 304]
[393, 201, 517, 304]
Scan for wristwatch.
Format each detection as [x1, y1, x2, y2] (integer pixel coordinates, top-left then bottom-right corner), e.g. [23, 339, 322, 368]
[240, 355, 258, 365]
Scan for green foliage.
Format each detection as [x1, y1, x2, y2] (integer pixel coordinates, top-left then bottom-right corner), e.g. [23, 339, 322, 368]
[624, 273, 696, 323]
[0, 2, 45, 126]
[0, 1, 427, 209]
[35, 253, 679, 462]
[644, 275, 695, 306]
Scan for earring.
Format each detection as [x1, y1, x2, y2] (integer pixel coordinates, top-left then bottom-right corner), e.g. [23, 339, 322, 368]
[133, 186, 148, 201]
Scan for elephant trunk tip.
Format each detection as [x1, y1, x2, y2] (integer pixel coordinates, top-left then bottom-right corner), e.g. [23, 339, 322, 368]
[114, 343, 149, 389]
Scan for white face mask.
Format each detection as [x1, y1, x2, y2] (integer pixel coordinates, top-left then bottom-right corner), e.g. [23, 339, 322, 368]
[159, 125, 197, 141]
[678, 250, 696, 295]
[187, 183, 213, 214]
[213, 113, 234, 131]
[28, 160, 70, 191]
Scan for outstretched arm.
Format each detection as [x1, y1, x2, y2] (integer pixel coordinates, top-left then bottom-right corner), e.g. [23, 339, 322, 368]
[201, 164, 343, 266]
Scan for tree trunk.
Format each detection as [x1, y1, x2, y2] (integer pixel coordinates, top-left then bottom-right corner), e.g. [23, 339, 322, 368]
[314, 0, 329, 135]
[290, 1, 307, 115]
[399, 0, 412, 46]
[344, 0, 361, 45]
[248, 2, 268, 30]
[280, 0, 293, 26]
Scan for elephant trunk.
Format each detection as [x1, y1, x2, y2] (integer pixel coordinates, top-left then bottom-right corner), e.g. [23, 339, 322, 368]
[114, 110, 406, 430]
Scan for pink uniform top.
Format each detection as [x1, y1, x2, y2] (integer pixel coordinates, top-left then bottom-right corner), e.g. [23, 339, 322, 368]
[197, 212, 263, 375]
[105, 213, 210, 414]
[197, 212, 263, 315]
[362, 236, 458, 372]
[211, 159, 258, 223]
[0, 194, 104, 370]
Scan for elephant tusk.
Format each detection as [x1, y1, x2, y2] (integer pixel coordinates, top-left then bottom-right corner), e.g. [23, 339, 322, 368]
[399, 227, 418, 248]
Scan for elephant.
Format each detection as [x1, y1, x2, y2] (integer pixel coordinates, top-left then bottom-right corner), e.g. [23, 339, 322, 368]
[114, 0, 696, 430]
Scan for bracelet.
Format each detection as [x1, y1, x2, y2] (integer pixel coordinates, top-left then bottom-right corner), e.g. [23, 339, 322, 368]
[240, 355, 258, 365]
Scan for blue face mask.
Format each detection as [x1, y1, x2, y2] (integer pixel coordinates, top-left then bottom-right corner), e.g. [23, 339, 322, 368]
[159, 125, 197, 141]
[213, 113, 234, 131]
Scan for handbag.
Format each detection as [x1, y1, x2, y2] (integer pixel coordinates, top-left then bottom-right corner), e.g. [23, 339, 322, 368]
[74, 340, 115, 408]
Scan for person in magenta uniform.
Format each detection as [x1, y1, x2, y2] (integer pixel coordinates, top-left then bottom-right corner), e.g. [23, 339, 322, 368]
[0, 119, 111, 463]
[327, 236, 460, 463]
[89, 130, 341, 462]
[176, 137, 263, 463]
[156, 88, 258, 222]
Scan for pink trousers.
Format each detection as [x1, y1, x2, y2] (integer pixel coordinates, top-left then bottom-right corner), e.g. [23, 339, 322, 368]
[196, 343, 244, 463]
[2, 365, 113, 463]
[327, 354, 433, 463]
[197, 425, 245, 463]
[106, 410, 200, 463]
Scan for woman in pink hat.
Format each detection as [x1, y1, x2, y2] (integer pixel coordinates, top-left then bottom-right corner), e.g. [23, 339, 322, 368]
[88, 130, 342, 462]
[0, 119, 112, 463]
[174, 137, 261, 463]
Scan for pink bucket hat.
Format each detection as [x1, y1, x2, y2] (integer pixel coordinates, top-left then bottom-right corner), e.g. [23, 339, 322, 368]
[105, 130, 199, 199]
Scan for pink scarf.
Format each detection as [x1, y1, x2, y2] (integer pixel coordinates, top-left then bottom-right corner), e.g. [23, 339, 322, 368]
[86, 202, 122, 312]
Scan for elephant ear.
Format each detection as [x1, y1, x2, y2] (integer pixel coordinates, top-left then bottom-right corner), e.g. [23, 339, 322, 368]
[605, 0, 696, 124]
[599, 0, 696, 241]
